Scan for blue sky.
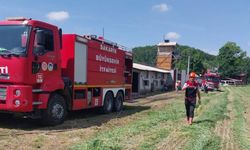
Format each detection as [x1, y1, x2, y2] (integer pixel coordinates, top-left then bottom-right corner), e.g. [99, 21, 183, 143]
[1, 0, 250, 55]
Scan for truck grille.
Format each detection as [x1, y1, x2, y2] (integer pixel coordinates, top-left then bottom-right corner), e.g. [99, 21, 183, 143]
[0, 88, 7, 100]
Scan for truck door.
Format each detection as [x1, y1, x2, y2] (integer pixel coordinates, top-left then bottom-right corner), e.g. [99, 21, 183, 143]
[32, 27, 62, 91]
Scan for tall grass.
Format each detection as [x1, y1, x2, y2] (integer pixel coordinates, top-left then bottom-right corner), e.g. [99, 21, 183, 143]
[231, 86, 250, 150]
[71, 101, 185, 150]
[70, 89, 231, 150]
[182, 89, 229, 150]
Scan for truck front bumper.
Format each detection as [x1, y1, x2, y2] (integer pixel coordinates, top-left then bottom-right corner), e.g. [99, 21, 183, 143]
[0, 85, 33, 112]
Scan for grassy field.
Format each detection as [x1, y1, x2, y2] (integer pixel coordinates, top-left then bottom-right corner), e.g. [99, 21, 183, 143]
[0, 86, 249, 150]
[70, 86, 250, 150]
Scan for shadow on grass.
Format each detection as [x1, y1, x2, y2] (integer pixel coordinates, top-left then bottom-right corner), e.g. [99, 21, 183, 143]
[0, 105, 150, 132]
[203, 90, 224, 94]
[216, 89, 224, 92]
[193, 119, 215, 125]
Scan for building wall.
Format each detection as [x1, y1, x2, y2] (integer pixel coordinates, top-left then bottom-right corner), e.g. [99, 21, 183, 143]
[132, 69, 173, 96]
[156, 45, 176, 70]
[156, 56, 173, 70]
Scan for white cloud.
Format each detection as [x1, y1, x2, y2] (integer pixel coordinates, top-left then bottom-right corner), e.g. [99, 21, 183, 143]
[165, 32, 181, 40]
[152, 3, 169, 12]
[46, 11, 69, 21]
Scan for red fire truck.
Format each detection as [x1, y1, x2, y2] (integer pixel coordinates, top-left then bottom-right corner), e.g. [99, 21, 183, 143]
[0, 17, 133, 125]
[201, 72, 220, 91]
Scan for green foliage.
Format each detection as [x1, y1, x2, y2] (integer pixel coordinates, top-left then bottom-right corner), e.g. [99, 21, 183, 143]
[175, 45, 216, 74]
[132, 45, 157, 66]
[132, 42, 250, 80]
[132, 44, 216, 75]
[217, 42, 247, 78]
[243, 57, 250, 82]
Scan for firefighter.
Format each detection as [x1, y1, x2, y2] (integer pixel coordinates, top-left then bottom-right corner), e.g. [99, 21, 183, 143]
[175, 80, 181, 92]
[182, 72, 201, 125]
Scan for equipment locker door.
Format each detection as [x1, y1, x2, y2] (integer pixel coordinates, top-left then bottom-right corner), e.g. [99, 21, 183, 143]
[74, 42, 87, 84]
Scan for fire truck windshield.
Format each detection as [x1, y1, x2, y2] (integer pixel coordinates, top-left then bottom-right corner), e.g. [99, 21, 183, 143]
[0, 25, 31, 56]
[205, 76, 220, 83]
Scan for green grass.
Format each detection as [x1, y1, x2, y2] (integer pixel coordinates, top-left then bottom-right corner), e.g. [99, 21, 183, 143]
[138, 128, 170, 150]
[70, 87, 250, 150]
[231, 86, 250, 150]
[181, 89, 229, 150]
[70, 101, 185, 150]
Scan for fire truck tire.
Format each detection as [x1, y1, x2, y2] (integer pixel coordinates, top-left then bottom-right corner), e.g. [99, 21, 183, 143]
[0, 113, 13, 120]
[113, 92, 123, 112]
[41, 93, 67, 126]
[102, 92, 114, 114]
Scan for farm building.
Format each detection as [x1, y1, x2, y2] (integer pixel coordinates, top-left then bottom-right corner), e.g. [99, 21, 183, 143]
[132, 63, 174, 98]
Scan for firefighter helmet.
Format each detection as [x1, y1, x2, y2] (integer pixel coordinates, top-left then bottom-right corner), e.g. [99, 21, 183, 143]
[189, 72, 196, 78]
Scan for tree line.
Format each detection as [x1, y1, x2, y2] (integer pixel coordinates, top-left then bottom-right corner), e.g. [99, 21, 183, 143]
[132, 42, 250, 82]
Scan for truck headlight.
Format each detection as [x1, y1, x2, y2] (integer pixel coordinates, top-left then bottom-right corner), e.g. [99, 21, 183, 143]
[15, 89, 21, 97]
[14, 99, 21, 107]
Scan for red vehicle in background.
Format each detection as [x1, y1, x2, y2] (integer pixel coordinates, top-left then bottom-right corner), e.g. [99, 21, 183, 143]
[201, 72, 220, 91]
[0, 17, 133, 125]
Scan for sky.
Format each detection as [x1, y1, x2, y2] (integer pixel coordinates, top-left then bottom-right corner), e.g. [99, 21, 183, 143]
[1, 0, 250, 56]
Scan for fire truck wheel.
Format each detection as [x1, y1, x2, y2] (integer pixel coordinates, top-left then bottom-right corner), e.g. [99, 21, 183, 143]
[0, 113, 13, 120]
[41, 93, 67, 126]
[114, 92, 124, 112]
[102, 92, 114, 114]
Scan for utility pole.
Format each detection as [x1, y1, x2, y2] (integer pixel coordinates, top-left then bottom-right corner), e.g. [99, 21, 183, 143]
[187, 56, 190, 79]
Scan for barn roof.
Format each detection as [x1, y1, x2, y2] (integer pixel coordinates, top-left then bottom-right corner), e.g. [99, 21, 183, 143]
[133, 63, 170, 73]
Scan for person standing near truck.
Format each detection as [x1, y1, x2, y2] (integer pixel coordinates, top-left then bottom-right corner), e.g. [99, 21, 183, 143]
[175, 80, 181, 92]
[182, 72, 201, 125]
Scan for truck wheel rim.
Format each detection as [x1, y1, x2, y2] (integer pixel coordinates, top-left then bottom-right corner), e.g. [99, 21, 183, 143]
[52, 104, 64, 119]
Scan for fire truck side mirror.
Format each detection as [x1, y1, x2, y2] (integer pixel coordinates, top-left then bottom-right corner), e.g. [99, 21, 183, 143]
[34, 30, 45, 56]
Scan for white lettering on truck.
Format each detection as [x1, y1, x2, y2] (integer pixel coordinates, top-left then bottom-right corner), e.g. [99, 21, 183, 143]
[99, 66, 117, 74]
[100, 44, 117, 54]
[96, 54, 119, 65]
[0, 66, 8, 74]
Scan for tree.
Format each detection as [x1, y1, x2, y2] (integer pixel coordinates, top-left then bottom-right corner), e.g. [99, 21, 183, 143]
[243, 57, 250, 82]
[132, 44, 216, 75]
[132, 45, 157, 66]
[175, 45, 216, 75]
[217, 42, 247, 78]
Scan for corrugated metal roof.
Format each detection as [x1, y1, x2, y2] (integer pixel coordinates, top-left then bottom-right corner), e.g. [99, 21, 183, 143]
[133, 63, 170, 73]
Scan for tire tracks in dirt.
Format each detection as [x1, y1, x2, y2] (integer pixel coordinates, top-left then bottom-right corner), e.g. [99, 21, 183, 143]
[214, 87, 239, 150]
